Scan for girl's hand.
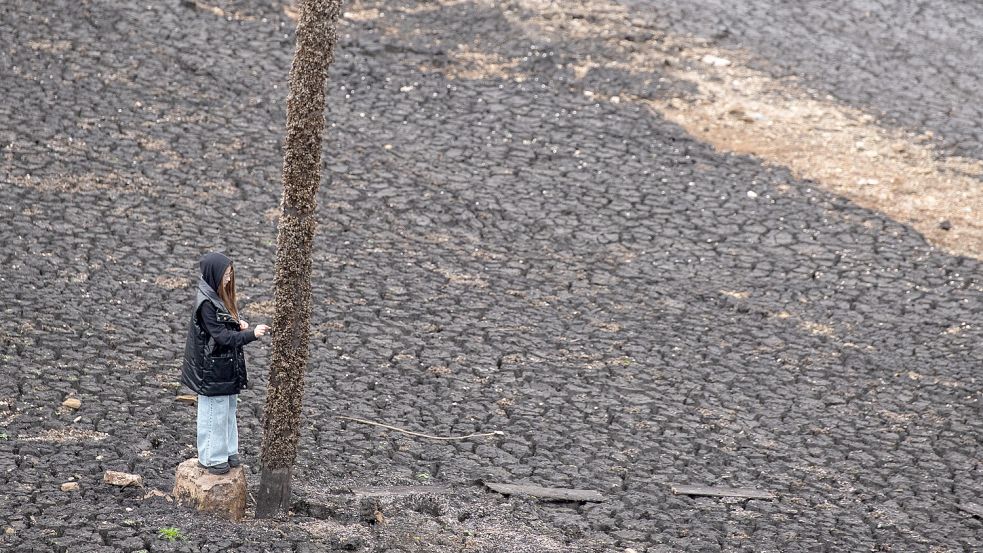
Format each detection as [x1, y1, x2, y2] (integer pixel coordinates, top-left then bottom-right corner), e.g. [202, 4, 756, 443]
[240, 320, 249, 330]
[254, 324, 271, 338]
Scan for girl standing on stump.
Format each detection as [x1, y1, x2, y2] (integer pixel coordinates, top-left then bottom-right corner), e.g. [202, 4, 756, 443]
[181, 252, 270, 475]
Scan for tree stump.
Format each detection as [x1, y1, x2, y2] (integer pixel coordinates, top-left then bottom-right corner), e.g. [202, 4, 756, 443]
[172, 458, 247, 521]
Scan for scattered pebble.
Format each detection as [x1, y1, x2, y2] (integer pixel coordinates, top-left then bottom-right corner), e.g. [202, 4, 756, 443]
[701, 54, 732, 67]
[61, 482, 79, 492]
[939, 219, 952, 231]
[104, 470, 144, 488]
[62, 397, 81, 410]
[747, 190, 758, 199]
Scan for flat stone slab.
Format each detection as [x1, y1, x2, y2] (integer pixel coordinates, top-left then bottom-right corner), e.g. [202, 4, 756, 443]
[172, 458, 247, 522]
[670, 483, 775, 500]
[483, 482, 605, 502]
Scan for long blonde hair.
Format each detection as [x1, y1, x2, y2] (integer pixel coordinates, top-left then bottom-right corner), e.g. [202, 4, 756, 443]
[217, 264, 240, 321]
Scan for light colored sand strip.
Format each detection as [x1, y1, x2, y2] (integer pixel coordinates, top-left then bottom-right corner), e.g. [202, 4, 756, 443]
[377, 0, 983, 259]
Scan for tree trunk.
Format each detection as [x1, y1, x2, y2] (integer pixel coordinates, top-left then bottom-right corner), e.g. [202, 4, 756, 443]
[256, 0, 342, 519]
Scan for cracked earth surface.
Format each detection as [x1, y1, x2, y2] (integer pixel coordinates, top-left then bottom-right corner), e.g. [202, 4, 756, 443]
[1, 0, 981, 551]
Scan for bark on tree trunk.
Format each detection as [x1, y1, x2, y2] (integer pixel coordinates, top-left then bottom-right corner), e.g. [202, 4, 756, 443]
[256, 0, 342, 519]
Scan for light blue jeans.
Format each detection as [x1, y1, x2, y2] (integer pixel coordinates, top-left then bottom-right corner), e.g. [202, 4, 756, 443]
[197, 394, 238, 467]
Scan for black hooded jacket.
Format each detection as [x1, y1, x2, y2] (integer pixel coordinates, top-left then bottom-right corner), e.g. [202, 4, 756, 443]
[181, 252, 257, 396]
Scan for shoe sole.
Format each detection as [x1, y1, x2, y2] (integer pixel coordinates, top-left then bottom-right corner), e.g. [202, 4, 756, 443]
[197, 462, 231, 475]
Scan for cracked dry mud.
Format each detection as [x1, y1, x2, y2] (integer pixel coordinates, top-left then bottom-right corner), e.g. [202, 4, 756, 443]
[1, 0, 982, 552]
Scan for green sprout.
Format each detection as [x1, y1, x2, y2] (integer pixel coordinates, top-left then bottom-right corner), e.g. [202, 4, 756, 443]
[158, 527, 183, 542]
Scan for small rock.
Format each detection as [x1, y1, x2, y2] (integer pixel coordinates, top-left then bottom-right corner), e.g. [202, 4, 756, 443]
[609, 96, 621, 104]
[939, 219, 952, 231]
[61, 482, 79, 492]
[701, 54, 731, 67]
[62, 398, 81, 410]
[746, 190, 758, 199]
[174, 395, 197, 404]
[143, 488, 170, 500]
[856, 178, 880, 186]
[104, 470, 144, 488]
[4, 527, 14, 536]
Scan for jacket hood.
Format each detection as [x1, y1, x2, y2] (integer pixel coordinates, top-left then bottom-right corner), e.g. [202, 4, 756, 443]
[199, 252, 231, 295]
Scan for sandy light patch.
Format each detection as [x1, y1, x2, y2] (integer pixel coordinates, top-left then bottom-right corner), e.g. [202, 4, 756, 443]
[390, 0, 982, 259]
[6, 172, 154, 192]
[154, 275, 190, 290]
[643, 44, 982, 259]
[444, 48, 526, 82]
[27, 40, 72, 54]
[19, 428, 109, 443]
[185, 1, 256, 21]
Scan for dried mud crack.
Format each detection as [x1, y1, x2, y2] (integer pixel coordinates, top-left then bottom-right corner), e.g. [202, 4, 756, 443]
[1, 0, 982, 551]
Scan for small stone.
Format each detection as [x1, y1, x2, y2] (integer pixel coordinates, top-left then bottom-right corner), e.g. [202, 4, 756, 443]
[701, 54, 731, 67]
[939, 219, 952, 231]
[104, 470, 144, 488]
[609, 96, 621, 104]
[4, 527, 14, 536]
[746, 190, 758, 199]
[143, 488, 170, 500]
[62, 398, 81, 410]
[61, 482, 79, 492]
[175, 395, 197, 404]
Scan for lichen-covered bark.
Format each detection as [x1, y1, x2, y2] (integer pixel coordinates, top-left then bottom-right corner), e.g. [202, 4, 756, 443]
[257, 0, 342, 518]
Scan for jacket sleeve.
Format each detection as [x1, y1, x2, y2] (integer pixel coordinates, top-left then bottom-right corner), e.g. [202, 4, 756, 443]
[200, 301, 258, 348]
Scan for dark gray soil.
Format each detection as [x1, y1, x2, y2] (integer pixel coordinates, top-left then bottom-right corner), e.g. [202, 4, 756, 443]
[1, 0, 981, 551]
